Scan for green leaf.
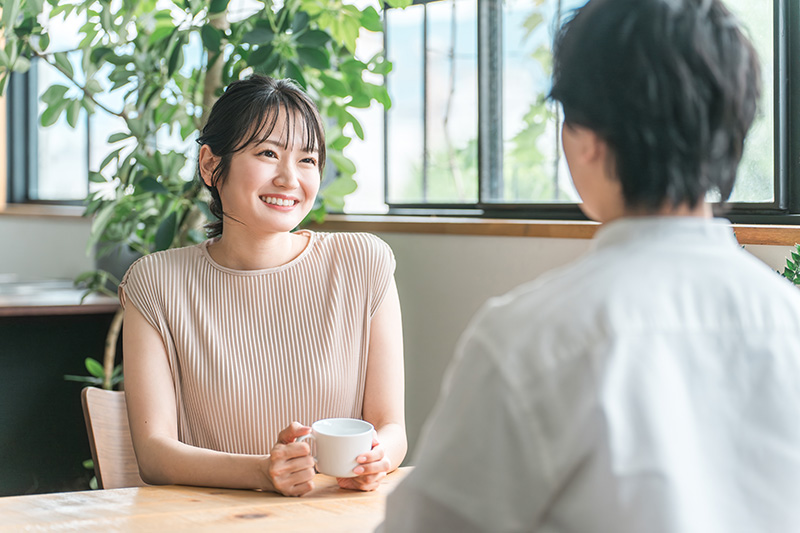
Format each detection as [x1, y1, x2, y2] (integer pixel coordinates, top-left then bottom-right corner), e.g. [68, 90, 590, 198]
[320, 175, 358, 210]
[85, 357, 105, 378]
[155, 211, 178, 251]
[41, 84, 69, 105]
[369, 55, 393, 76]
[82, 459, 94, 470]
[201, 24, 222, 52]
[242, 27, 274, 46]
[167, 35, 184, 77]
[65, 98, 82, 128]
[87, 204, 118, 254]
[319, 73, 348, 97]
[38, 32, 51, 52]
[296, 47, 329, 70]
[40, 98, 70, 127]
[108, 132, 132, 143]
[89, 171, 107, 183]
[329, 135, 351, 151]
[99, 147, 123, 171]
[248, 44, 274, 66]
[139, 177, 170, 195]
[149, 25, 174, 45]
[284, 61, 306, 89]
[327, 151, 357, 176]
[12, 55, 31, 73]
[209, 0, 229, 14]
[291, 11, 310, 34]
[360, 6, 382, 32]
[385, 0, 412, 7]
[54, 52, 74, 78]
[296, 29, 329, 47]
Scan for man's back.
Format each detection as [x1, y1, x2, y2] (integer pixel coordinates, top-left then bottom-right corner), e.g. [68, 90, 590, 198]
[383, 217, 800, 532]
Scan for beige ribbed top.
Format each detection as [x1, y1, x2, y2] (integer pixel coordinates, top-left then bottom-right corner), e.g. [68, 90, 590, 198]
[119, 230, 395, 455]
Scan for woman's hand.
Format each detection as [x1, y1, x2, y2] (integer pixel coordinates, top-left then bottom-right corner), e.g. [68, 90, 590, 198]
[336, 432, 391, 492]
[265, 422, 316, 497]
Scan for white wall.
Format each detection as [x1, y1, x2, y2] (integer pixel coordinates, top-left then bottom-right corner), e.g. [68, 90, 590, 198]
[1, 216, 794, 459]
[0, 216, 93, 281]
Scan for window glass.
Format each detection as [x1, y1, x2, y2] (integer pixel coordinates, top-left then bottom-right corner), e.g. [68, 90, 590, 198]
[725, 0, 774, 203]
[386, 4, 426, 203]
[423, 0, 478, 204]
[497, 0, 584, 205]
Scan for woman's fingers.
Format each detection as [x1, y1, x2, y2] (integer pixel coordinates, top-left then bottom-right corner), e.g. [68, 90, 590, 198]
[277, 421, 311, 444]
[337, 471, 387, 492]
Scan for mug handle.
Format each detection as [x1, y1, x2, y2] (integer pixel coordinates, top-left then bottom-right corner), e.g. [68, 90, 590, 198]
[297, 434, 317, 462]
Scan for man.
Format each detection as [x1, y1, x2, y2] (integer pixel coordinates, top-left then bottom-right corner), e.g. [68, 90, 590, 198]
[380, 0, 800, 531]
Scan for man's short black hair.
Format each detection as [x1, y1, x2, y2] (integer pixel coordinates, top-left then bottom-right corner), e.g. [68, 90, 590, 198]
[549, 0, 761, 211]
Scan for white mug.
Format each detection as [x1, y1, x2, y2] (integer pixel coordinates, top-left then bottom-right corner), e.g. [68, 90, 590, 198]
[297, 418, 374, 478]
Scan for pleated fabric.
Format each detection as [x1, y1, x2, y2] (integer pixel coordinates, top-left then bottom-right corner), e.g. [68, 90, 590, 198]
[118, 230, 395, 455]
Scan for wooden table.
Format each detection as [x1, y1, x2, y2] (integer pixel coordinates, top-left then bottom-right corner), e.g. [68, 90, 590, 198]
[0, 468, 409, 532]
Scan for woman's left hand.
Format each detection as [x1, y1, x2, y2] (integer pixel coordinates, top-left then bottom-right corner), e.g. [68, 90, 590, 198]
[336, 432, 390, 492]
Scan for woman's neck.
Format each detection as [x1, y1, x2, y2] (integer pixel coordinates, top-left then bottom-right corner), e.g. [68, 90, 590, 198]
[207, 229, 310, 270]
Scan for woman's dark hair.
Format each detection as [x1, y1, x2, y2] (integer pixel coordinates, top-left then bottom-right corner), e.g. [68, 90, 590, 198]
[549, 0, 761, 211]
[197, 75, 326, 238]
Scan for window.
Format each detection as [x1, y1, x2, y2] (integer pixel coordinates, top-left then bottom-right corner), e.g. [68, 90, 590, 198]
[6, 0, 795, 223]
[382, 0, 789, 221]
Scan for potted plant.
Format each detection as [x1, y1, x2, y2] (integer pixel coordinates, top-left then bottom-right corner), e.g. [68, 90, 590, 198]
[1, 0, 408, 388]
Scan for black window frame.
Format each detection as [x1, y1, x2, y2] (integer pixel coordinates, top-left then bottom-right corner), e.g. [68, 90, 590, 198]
[383, 0, 800, 224]
[6, 0, 800, 223]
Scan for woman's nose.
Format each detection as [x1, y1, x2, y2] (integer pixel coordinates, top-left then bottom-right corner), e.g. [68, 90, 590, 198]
[274, 160, 300, 188]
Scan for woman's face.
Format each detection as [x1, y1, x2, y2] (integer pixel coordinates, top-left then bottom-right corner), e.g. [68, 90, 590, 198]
[206, 109, 322, 236]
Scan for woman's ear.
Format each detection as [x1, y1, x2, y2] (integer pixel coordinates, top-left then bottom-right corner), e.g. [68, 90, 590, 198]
[198, 145, 220, 188]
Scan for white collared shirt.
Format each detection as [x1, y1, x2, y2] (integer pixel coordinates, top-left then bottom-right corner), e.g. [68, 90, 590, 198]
[381, 217, 800, 533]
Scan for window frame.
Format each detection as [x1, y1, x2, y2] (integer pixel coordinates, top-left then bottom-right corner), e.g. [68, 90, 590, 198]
[5, 0, 799, 225]
[382, 0, 800, 224]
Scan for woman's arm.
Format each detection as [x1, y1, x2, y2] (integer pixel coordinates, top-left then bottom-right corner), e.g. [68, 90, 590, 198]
[338, 278, 407, 491]
[122, 303, 315, 495]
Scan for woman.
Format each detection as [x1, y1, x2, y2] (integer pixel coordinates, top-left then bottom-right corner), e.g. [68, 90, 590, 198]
[120, 75, 406, 496]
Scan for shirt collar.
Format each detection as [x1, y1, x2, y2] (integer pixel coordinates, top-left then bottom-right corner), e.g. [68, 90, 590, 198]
[591, 216, 739, 252]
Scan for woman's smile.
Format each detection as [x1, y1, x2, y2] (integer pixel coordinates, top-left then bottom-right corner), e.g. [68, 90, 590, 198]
[259, 194, 300, 209]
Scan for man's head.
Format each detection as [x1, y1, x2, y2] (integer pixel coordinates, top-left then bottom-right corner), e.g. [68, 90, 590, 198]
[550, 0, 761, 219]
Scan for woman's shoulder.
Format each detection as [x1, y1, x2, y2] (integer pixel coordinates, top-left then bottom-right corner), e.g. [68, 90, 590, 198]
[312, 231, 393, 257]
[122, 242, 206, 282]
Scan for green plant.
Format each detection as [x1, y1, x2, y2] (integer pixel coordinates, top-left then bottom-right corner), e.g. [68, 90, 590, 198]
[1, 0, 408, 386]
[781, 243, 800, 285]
[0, 0, 408, 274]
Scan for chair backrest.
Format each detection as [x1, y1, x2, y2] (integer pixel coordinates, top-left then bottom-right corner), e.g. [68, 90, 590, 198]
[81, 387, 146, 489]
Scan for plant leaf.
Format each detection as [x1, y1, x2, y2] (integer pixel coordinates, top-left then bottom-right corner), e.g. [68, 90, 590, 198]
[296, 46, 329, 70]
[155, 211, 178, 251]
[296, 29, 329, 47]
[53, 52, 74, 78]
[248, 44, 274, 66]
[291, 11, 310, 34]
[41, 84, 69, 105]
[359, 6, 382, 33]
[65, 98, 82, 128]
[139, 176, 170, 195]
[85, 357, 105, 378]
[209, 0, 229, 14]
[201, 24, 222, 52]
[242, 27, 274, 46]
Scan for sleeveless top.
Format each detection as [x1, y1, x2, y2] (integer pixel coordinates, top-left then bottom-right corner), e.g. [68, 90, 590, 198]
[118, 230, 396, 455]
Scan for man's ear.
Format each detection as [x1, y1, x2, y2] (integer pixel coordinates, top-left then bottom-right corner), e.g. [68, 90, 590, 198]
[581, 128, 608, 165]
[198, 145, 220, 188]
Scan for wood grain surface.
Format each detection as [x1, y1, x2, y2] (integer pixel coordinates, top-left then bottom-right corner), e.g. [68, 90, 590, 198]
[0, 467, 410, 532]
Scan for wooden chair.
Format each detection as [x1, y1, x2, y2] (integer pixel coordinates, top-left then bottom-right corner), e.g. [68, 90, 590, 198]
[81, 387, 146, 489]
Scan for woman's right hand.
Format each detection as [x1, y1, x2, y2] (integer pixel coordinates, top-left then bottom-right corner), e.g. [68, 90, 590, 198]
[265, 422, 315, 496]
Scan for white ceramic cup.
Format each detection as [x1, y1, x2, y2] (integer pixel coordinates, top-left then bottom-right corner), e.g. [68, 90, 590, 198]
[297, 418, 374, 478]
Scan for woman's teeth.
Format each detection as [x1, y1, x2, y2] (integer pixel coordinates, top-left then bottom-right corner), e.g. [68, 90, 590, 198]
[261, 196, 296, 207]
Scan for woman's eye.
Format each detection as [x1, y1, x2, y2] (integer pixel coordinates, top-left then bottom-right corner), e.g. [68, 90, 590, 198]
[260, 150, 277, 158]
[301, 157, 317, 166]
